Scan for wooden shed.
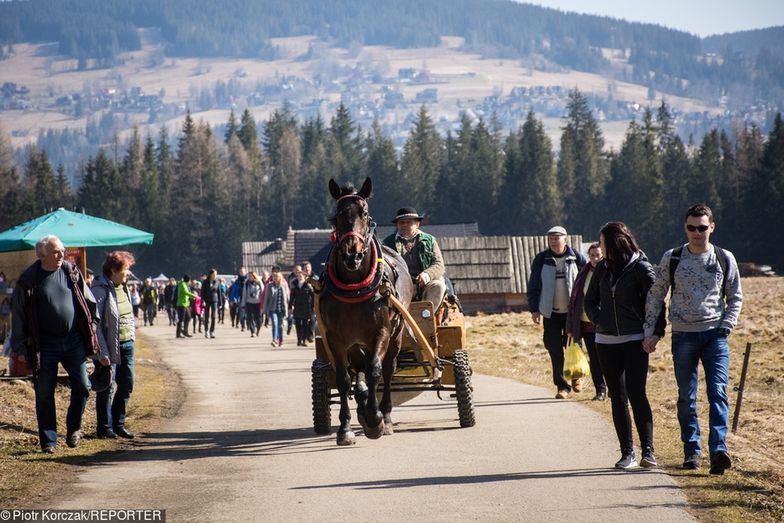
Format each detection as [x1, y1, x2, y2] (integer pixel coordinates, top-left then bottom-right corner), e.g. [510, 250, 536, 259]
[440, 235, 583, 312]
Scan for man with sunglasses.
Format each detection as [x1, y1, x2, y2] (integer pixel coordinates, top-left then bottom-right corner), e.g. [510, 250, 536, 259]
[643, 203, 743, 475]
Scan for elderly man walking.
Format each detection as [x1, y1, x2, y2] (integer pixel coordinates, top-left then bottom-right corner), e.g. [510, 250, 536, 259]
[11, 235, 100, 453]
[527, 226, 586, 399]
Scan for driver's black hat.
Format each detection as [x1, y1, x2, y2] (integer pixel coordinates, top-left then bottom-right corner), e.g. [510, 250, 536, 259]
[392, 207, 425, 223]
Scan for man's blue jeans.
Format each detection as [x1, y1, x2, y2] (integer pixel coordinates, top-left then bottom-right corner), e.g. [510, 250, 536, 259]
[34, 329, 90, 449]
[96, 340, 135, 432]
[671, 328, 730, 456]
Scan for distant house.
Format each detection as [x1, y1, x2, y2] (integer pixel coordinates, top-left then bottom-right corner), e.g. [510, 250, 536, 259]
[414, 88, 438, 104]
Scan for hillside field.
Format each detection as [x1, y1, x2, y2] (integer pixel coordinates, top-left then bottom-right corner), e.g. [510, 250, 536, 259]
[0, 32, 717, 149]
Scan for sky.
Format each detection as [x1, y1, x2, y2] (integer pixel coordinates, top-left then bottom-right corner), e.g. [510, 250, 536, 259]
[518, 0, 784, 37]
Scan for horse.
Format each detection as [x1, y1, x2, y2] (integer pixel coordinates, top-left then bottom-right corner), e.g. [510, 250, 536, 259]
[317, 177, 414, 446]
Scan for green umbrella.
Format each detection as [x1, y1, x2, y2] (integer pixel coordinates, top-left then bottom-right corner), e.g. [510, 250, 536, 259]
[0, 208, 154, 252]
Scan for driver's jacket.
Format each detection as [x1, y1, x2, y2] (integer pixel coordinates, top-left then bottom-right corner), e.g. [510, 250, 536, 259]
[382, 231, 445, 282]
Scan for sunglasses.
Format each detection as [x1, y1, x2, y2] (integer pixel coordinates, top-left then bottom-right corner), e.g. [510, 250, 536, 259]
[686, 224, 710, 232]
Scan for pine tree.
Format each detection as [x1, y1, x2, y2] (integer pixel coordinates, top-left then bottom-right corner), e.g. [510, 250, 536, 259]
[518, 111, 558, 234]
[364, 119, 399, 225]
[558, 89, 608, 236]
[24, 148, 58, 216]
[400, 106, 443, 213]
[749, 113, 784, 265]
[0, 122, 23, 229]
[692, 129, 722, 213]
[224, 109, 239, 144]
[54, 164, 73, 210]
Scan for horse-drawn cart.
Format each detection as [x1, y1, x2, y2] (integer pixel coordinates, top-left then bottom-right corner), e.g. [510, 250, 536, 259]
[310, 293, 476, 434]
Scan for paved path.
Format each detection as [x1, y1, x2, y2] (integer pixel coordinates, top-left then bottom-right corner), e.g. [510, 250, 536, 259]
[57, 322, 692, 522]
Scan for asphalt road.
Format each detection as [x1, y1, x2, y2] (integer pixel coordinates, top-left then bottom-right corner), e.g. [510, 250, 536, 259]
[56, 321, 693, 522]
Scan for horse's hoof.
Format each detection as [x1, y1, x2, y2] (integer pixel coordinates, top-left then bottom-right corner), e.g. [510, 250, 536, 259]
[364, 421, 385, 440]
[382, 421, 394, 436]
[337, 430, 356, 446]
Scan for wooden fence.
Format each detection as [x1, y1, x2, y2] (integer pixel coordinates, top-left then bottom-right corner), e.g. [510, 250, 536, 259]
[440, 234, 583, 297]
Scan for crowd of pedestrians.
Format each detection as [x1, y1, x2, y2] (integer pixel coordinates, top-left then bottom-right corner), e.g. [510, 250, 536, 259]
[5, 202, 743, 481]
[163, 263, 315, 347]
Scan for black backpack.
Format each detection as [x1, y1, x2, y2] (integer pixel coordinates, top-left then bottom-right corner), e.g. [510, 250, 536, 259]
[669, 245, 729, 296]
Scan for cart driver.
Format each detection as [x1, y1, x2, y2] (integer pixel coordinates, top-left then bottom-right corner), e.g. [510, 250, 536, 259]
[382, 207, 447, 307]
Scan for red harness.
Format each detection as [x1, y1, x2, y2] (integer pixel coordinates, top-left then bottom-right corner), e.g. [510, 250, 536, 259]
[326, 239, 383, 303]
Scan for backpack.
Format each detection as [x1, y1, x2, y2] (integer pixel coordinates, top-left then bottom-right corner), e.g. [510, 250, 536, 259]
[669, 245, 729, 296]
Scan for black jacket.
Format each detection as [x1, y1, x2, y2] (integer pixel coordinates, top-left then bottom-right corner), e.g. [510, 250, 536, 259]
[584, 253, 665, 337]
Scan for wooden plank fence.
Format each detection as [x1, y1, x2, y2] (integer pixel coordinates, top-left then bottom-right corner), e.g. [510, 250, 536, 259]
[440, 235, 583, 297]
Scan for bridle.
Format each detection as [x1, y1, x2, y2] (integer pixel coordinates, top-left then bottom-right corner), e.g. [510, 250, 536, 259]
[334, 194, 377, 269]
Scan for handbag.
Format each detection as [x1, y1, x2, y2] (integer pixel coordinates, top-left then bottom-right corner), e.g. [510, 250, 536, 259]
[67, 265, 101, 357]
[563, 336, 591, 381]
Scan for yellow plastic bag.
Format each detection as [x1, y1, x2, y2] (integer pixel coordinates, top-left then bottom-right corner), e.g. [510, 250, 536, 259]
[563, 337, 591, 381]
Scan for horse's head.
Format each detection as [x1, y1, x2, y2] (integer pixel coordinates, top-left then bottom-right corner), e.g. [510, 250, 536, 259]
[329, 177, 374, 272]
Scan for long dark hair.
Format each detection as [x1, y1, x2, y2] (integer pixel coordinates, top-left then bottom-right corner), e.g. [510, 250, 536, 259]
[599, 222, 640, 272]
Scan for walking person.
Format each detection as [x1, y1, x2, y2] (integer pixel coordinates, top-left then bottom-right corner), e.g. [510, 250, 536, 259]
[10, 235, 99, 452]
[140, 277, 158, 327]
[175, 275, 197, 338]
[584, 222, 665, 469]
[243, 272, 263, 337]
[217, 277, 228, 324]
[264, 270, 289, 347]
[566, 242, 608, 401]
[201, 269, 220, 338]
[190, 281, 203, 335]
[301, 261, 317, 341]
[289, 267, 314, 346]
[644, 203, 743, 474]
[129, 284, 141, 319]
[164, 277, 178, 326]
[232, 267, 248, 331]
[527, 226, 587, 399]
[91, 251, 137, 439]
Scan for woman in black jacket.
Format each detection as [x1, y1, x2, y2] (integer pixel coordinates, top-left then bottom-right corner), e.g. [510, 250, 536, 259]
[585, 222, 665, 470]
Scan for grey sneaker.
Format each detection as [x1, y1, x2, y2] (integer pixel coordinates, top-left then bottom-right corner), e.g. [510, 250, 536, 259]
[683, 453, 701, 470]
[615, 451, 637, 469]
[640, 447, 657, 468]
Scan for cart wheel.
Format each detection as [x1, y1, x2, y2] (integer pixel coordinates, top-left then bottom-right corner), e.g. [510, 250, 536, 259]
[453, 349, 475, 427]
[311, 359, 332, 434]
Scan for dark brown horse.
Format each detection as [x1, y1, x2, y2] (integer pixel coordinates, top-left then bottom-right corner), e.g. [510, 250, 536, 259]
[318, 177, 414, 445]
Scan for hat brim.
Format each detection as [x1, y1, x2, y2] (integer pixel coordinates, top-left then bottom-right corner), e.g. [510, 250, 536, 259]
[392, 214, 424, 223]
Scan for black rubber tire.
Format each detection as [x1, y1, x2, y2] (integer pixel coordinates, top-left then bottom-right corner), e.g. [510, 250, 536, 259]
[311, 359, 332, 434]
[453, 349, 476, 427]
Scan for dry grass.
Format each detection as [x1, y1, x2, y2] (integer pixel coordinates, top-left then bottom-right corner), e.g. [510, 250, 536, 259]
[0, 334, 182, 507]
[465, 276, 784, 522]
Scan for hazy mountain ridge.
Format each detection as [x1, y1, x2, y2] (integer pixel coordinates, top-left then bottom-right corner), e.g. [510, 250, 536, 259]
[1, 0, 781, 104]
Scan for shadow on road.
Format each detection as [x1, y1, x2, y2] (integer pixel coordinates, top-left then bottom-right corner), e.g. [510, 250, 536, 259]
[291, 467, 664, 490]
[54, 426, 341, 466]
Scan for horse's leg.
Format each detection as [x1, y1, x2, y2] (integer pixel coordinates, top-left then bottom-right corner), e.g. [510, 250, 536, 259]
[363, 331, 389, 440]
[379, 334, 400, 436]
[334, 357, 356, 446]
[354, 370, 368, 431]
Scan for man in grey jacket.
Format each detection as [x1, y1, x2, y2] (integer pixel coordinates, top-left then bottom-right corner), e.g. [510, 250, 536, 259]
[643, 203, 743, 475]
[527, 226, 586, 399]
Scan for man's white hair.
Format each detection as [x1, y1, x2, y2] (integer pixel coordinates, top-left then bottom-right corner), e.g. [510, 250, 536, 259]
[35, 235, 63, 258]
